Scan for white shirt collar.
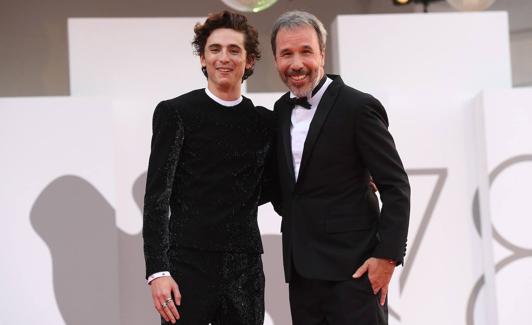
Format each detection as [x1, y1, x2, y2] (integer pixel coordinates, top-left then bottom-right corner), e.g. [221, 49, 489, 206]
[205, 88, 243, 107]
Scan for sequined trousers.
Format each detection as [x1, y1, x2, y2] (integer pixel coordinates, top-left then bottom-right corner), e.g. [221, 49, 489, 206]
[162, 248, 265, 325]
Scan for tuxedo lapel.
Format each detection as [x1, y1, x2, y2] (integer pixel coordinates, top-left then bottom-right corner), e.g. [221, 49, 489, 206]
[278, 94, 297, 185]
[296, 75, 343, 184]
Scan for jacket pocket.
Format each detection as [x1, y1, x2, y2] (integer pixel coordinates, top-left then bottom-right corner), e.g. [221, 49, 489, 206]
[325, 217, 372, 233]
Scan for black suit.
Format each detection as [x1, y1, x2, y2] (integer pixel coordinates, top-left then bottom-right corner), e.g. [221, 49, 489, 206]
[274, 75, 410, 324]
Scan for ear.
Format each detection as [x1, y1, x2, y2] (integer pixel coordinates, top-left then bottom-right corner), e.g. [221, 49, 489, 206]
[200, 55, 206, 68]
[246, 56, 255, 70]
[320, 49, 326, 67]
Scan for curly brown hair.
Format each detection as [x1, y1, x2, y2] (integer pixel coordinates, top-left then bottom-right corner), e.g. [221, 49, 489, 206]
[192, 10, 261, 80]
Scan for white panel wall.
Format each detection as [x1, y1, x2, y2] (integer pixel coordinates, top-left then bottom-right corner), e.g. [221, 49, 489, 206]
[382, 92, 492, 325]
[68, 18, 217, 99]
[0, 98, 119, 325]
[331, 12, 512, 94]
[480, 88, 532, 325]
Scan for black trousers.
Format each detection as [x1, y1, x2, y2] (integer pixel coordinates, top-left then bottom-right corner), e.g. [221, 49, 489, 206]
[162, 248, 264, 325]
[289, 270, 388, 325]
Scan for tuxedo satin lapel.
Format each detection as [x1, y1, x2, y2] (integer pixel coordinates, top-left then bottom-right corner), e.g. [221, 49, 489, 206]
[296, 76, 343, 184]
[278, 96, 296, 185]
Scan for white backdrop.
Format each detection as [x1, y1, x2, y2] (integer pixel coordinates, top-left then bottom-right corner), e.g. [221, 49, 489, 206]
[0, 98, 119, 324]
[1, 12, 531, 325]
[331, 12, 512, 94]
[478, 89, 532, 325]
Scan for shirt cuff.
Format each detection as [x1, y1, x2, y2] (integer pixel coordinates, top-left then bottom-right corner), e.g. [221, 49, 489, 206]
[147, 271, 171, 285]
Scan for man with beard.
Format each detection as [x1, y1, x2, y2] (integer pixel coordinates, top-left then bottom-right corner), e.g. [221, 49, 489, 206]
[270, 10, 411, 325]
[142, 11, 273, 325]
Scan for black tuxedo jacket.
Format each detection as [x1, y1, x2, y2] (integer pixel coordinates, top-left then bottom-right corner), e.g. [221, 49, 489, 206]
[273, 75, 410, 282]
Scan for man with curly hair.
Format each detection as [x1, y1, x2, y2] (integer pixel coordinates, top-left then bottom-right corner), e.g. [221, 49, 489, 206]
[142, 10, 273, 325]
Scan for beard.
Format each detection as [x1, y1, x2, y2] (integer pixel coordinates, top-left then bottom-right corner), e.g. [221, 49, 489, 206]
[289, 83, 313, 98]
[282, 68, 321, 98]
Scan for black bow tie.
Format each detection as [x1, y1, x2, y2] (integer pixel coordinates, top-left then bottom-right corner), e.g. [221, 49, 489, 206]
[287, 97, 312, 109]
[286, 75, 328, 109]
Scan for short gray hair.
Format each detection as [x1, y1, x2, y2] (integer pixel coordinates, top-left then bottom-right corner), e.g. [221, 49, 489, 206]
[270, 10, 327, 55]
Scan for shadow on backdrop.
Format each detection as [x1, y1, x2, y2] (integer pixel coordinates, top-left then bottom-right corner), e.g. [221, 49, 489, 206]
[30, 175, 156, 325]
[261, 234, 292, 325]
[30, 175, 121, 324]
[30, 173, 289, 324]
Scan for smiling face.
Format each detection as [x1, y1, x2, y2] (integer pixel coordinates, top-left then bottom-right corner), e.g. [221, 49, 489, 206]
[200, 28, 252, 100]
[274, 25, 325, 98]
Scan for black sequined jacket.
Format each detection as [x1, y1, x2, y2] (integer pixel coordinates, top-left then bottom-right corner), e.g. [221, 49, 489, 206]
[142, 89, 276, 279]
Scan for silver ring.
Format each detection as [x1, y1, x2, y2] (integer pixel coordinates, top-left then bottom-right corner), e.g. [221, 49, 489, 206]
[165, 297, 173, 303]
[162, 302, 168, 308]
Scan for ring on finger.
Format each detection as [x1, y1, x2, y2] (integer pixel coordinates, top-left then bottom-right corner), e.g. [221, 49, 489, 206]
[165, 297, 173, 303]
[162, 302, 168, 308]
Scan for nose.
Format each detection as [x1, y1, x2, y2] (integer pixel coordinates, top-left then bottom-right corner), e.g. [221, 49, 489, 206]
[219, 49, 230, 63]
[290, 54, 303, 70]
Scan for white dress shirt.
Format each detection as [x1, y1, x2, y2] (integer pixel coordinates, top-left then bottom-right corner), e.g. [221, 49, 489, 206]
[291, 77, 333, 180]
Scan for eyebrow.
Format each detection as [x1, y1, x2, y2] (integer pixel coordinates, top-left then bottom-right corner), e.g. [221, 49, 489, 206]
[279, 44, 313, 52]
[207, 43, 243, 49]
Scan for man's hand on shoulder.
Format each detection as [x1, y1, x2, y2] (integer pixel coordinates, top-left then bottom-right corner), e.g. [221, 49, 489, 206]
[352, 257, 395, 306]
[150, 276, 181, 324]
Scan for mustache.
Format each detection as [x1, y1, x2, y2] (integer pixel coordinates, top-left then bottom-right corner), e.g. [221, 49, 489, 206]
[287, 69, 309, 76]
